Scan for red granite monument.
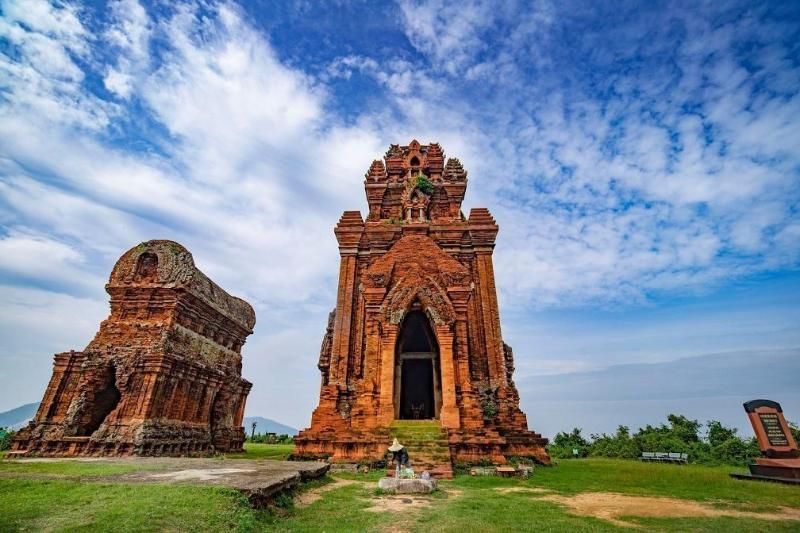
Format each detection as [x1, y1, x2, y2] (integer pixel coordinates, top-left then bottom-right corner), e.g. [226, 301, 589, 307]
[294, 141, 550, 475]
[11, 240, 255, 457]
[732, 399, 800, 484]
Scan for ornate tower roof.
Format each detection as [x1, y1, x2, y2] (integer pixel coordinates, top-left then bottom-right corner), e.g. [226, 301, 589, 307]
[363, 141, 468, 223]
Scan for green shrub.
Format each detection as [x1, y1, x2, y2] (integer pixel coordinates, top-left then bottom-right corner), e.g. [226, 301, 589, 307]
[789, 421, 800, 444]
[590, 426, 640, 459]
[0, 428, 16, 451]
[415, 175, 434, 195]
[548, 427, 590, 458]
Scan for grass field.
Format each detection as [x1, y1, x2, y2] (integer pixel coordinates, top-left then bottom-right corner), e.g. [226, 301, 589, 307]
[1, 444, 799, 532]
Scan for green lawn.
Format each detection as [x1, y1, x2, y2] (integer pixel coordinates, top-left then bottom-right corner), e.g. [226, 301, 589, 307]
[224, 443, 294, 461]
[1, 446, 799, 532]
[531, 458, 800, 510]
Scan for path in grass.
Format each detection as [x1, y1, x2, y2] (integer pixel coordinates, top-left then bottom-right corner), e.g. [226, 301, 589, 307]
[491, 485, 800, 528]
[2, 449, 800, 531]
[276, 460, 800, 532]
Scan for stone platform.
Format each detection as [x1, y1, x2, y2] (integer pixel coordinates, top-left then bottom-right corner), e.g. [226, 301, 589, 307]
[730, 472, 800, 485]
[378, 477, 438, 494]
[1, 457, 329, 507]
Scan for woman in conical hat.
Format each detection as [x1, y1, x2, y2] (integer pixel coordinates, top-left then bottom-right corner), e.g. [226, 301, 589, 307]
[388, 438, 409, 477]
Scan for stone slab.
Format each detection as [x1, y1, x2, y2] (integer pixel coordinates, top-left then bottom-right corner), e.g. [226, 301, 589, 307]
[2, 457, 329, 507]
[730, 472, 800, 485]
[378, 477, 437, 494]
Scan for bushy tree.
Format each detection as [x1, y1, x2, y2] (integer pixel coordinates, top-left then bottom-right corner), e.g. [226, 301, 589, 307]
[590, 426, 640, 459]
[549, 414, 761, 466]
[789, 421, 800, 445]
[710, 436, 760, 465]
[667, 414, 701, 443]
[0, 427, 16, 451]
[706, 420, 737, 447]
[548, 427, 589, 458]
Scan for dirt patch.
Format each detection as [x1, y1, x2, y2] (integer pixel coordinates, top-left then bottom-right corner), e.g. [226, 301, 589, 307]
[295, 478, 359, 508]
[540, 492, 800, 528]
[365, 496, 434, 513]
[366, 483, 463, 514]
[494, 487, 551, 494]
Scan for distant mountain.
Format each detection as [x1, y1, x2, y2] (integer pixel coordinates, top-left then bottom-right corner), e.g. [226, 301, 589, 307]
[0, 403, 297, 436]
[244, 416, 297, 436]
[0, 402, 38, 430]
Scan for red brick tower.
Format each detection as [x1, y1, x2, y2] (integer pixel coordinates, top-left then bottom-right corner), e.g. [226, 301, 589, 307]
[294, 141, 549, 470]
[12, 240, 254, 457]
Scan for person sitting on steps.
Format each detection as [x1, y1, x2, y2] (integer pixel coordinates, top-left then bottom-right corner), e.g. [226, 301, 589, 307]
[388, 438, 412, 478]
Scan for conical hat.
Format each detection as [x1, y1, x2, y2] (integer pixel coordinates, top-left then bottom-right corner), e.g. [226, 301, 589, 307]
[388, 438, 403, 452]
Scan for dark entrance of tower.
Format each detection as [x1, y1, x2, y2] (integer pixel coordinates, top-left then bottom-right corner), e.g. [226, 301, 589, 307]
[395, 308, 442, 420]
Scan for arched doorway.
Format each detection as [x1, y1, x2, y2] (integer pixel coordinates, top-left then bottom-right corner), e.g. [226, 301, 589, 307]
[394, 308, 442, 420]
[77, 363, 121, 436]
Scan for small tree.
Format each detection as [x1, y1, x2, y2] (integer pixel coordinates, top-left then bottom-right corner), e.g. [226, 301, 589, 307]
[0, 427, 16, 451]
[667, 414, 701, 443]
[591, 425, 640, 459]
[706, 420, 738, 448]
[548, 427, 590, 458]
[789, 421, 800, 445]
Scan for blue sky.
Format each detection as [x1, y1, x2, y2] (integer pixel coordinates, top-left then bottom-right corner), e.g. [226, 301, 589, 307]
[1, 0, 798, 437]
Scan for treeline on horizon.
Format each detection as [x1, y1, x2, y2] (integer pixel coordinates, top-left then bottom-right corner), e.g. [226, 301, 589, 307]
[548, 414, 800, 466]
[246, 433, 294, 444]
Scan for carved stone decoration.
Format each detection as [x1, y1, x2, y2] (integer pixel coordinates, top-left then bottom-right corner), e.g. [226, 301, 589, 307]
[12, 240, 255, 457]
[400, 174, 432, 222]
[294, 142, 550, 470]
[318, 310, 336, 386]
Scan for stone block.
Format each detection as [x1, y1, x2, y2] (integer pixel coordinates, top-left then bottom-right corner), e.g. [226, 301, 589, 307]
[378, 477, 438, 494]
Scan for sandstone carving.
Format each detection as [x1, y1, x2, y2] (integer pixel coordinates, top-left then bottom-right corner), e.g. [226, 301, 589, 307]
[12, 240, 255, 457]
[294, 141, 550, 469]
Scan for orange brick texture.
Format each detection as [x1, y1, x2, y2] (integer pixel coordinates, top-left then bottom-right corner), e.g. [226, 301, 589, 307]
[12, 240, 255, 457]
[294, 141, 550, 466]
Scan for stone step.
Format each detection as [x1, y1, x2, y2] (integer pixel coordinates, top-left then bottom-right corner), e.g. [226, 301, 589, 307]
[388, 421, 452, 480]
[394, 441, 446, 448]
[391, 435, 447, 440]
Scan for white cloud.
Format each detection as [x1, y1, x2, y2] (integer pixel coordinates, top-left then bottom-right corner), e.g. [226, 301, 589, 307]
[0, 0, 115, 129]
[103, 0, 151, 98]
[0, 230, 96, 290]
[397, 0, 554, 78]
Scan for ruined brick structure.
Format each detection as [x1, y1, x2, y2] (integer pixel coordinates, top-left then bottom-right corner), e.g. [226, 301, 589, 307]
[12, 240, 255, 457]
[294, 141, 550, 468]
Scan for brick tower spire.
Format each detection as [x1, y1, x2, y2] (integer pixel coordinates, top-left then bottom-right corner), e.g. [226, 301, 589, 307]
[294, 142, 550, 473]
